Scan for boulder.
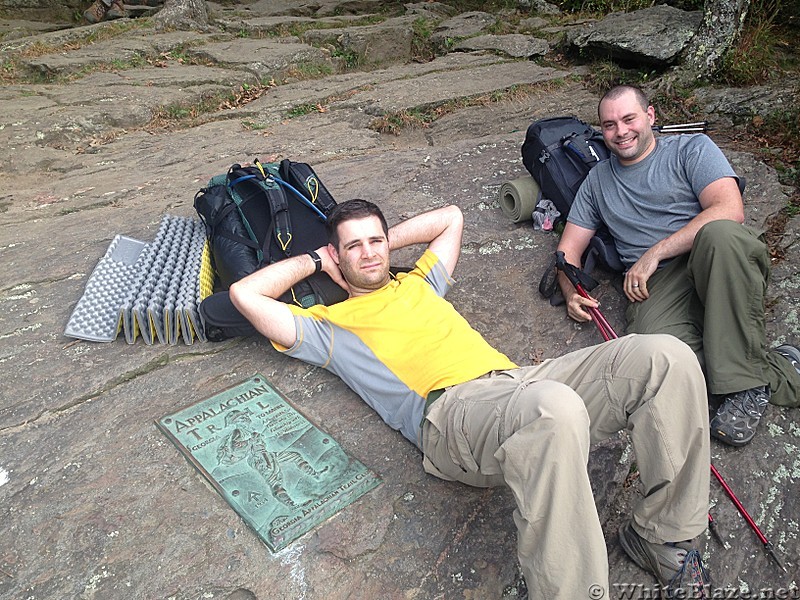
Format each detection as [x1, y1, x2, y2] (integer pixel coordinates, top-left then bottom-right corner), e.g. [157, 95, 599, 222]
[568, 4, 702, 67]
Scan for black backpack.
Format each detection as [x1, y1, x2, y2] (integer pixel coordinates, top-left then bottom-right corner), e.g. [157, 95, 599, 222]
[521, 116, 609, 220]
[521, 117, 624, 304]
[194, 158, 348, 340]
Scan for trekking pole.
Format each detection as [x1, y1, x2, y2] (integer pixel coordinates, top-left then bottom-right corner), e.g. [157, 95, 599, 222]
[711, 464, 788, 573]
[552, 252, 788, 566]
[653, 121, 709, 134]
[553, 252, 618, 341]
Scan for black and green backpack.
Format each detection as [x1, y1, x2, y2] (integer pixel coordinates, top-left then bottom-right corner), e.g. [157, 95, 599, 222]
[194, 158, 347, 340]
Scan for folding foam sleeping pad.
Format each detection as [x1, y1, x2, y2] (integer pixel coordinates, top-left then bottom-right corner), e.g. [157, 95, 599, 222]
[64, 214, 214, 345]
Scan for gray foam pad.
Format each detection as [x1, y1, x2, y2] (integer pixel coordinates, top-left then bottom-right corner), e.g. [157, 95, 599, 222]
[65, 215, 208, 345]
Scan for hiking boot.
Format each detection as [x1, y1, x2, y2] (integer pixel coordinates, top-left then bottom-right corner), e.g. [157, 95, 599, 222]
[775, 344, 800, 377]
[619, 521, 709, 598]
[83, 0, 109, 23]
[106, 0, 127, 19]
[710, 385, 770, 446]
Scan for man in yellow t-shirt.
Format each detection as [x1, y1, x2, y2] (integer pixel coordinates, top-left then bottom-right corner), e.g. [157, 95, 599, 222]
[230, 199, 710, 599]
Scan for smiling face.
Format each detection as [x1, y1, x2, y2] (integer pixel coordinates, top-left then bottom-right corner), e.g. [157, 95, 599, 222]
[599, 88, 657, 166]
[329, 215, 391, 296]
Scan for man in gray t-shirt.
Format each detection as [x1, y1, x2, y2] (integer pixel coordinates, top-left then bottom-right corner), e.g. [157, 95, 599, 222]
[557, 84, 800, 448]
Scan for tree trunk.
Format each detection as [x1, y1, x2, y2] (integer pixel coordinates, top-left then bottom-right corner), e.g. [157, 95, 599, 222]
[152, 0, 209, 30]
[675, 0, 750, 81]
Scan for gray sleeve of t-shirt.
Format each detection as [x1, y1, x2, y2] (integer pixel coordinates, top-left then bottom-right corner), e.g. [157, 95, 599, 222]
[680, 133, 739, 196]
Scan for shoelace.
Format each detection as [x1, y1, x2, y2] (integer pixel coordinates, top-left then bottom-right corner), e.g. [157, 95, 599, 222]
[726, 388, 768, 418]
[668, 549, 708, 598]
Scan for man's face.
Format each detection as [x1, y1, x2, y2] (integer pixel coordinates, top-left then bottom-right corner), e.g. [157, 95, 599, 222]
[599, 90, 656, 165]
[329, 215, 390, 294]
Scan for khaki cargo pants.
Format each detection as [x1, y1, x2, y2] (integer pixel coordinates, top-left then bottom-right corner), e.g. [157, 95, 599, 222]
[626, 219, 800, 407]
[420, 334, 710, 600]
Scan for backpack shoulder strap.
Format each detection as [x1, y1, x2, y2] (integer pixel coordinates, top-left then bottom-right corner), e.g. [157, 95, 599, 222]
[256, 179, 293, 258]
[226, 166, 293, 261]
[278, 159, 337, 215]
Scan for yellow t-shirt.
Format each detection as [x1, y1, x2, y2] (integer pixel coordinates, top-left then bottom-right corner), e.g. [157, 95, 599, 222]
[276, 250, 516, 446]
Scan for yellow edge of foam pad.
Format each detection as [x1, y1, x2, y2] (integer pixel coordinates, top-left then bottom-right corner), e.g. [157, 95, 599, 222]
[199, 240, 215, 300]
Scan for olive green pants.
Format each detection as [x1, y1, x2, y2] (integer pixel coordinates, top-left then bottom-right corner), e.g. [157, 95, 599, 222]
[626, 220, 800, 407]
[420, 334, 710, 600]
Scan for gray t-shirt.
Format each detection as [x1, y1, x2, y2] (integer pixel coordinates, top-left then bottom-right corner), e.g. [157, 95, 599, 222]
[568, 134, 739, 269]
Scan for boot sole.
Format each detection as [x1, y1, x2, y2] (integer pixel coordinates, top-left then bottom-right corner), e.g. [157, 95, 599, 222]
[710, 425, 753, 447]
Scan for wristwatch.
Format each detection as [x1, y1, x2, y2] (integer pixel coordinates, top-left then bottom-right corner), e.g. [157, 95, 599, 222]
[307, 250, 322, 274]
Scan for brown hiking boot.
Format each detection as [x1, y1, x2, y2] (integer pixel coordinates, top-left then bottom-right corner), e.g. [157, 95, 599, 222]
[83, 0, 109, 23]
[106, 0, 127, 19]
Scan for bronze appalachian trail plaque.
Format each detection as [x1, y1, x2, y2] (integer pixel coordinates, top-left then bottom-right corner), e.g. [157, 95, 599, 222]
[157, 374, 381, 552]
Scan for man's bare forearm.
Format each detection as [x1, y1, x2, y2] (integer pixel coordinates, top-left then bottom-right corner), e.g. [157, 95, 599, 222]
[229, 252, 326, 347]
[387, 204, 463, 250]
[231, 252, 318, 301]
[387, 205, 464, 276]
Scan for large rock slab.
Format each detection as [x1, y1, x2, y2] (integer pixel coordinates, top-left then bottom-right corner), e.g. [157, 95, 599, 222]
[212, 53, 545, 127]
[19, 37, 154, 78]
[0, 0, 80, 22]
[330, 59, 568, 115]
[212, 13, 370, 35]
[0, 64, 261, 150]
[568, 4, 702, 66]
[0, 17, 70, 41]
[185, 37, 335, 81]
[452, 33, 549, 58]
[693, 79, 800, 126]
[430, 10, 496, 46]
[0, 131, 631, 599]
[300, 15, 416, 67]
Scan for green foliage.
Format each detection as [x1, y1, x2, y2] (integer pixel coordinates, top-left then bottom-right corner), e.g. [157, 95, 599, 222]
[331, 47, 361, 69]
[584, 60, 658, 95]
[286, 103, 320, 118]
[241, 120, 270, 131]
[755, 108, 800, 187]
[284, 61, 334, 80]
[555, 0, 653, 15]
[114, 52, 148, 70]
[411, 17, 437, 62]
[717, 0, 781, 85]
[0, 59, 15, 82]
[165, 104, 192, 119]
[166, 48, 191, 62]
[444, 0, 518, 10]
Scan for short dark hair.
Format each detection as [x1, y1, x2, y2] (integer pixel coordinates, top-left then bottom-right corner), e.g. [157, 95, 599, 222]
[599, 85, 649, 117]
[326, 199, 389, 248]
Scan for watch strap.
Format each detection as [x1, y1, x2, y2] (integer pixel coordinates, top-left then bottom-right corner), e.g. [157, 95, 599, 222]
[307, 250, 322, 274]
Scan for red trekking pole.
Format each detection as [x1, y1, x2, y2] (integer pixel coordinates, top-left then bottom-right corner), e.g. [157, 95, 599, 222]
[553, 251, 788, 573]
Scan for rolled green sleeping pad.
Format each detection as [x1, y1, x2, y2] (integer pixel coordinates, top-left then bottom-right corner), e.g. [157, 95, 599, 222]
[499, 176, 540, 223]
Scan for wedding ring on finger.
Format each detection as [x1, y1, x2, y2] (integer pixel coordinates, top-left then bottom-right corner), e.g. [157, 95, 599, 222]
[632, 283, 639, 288]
